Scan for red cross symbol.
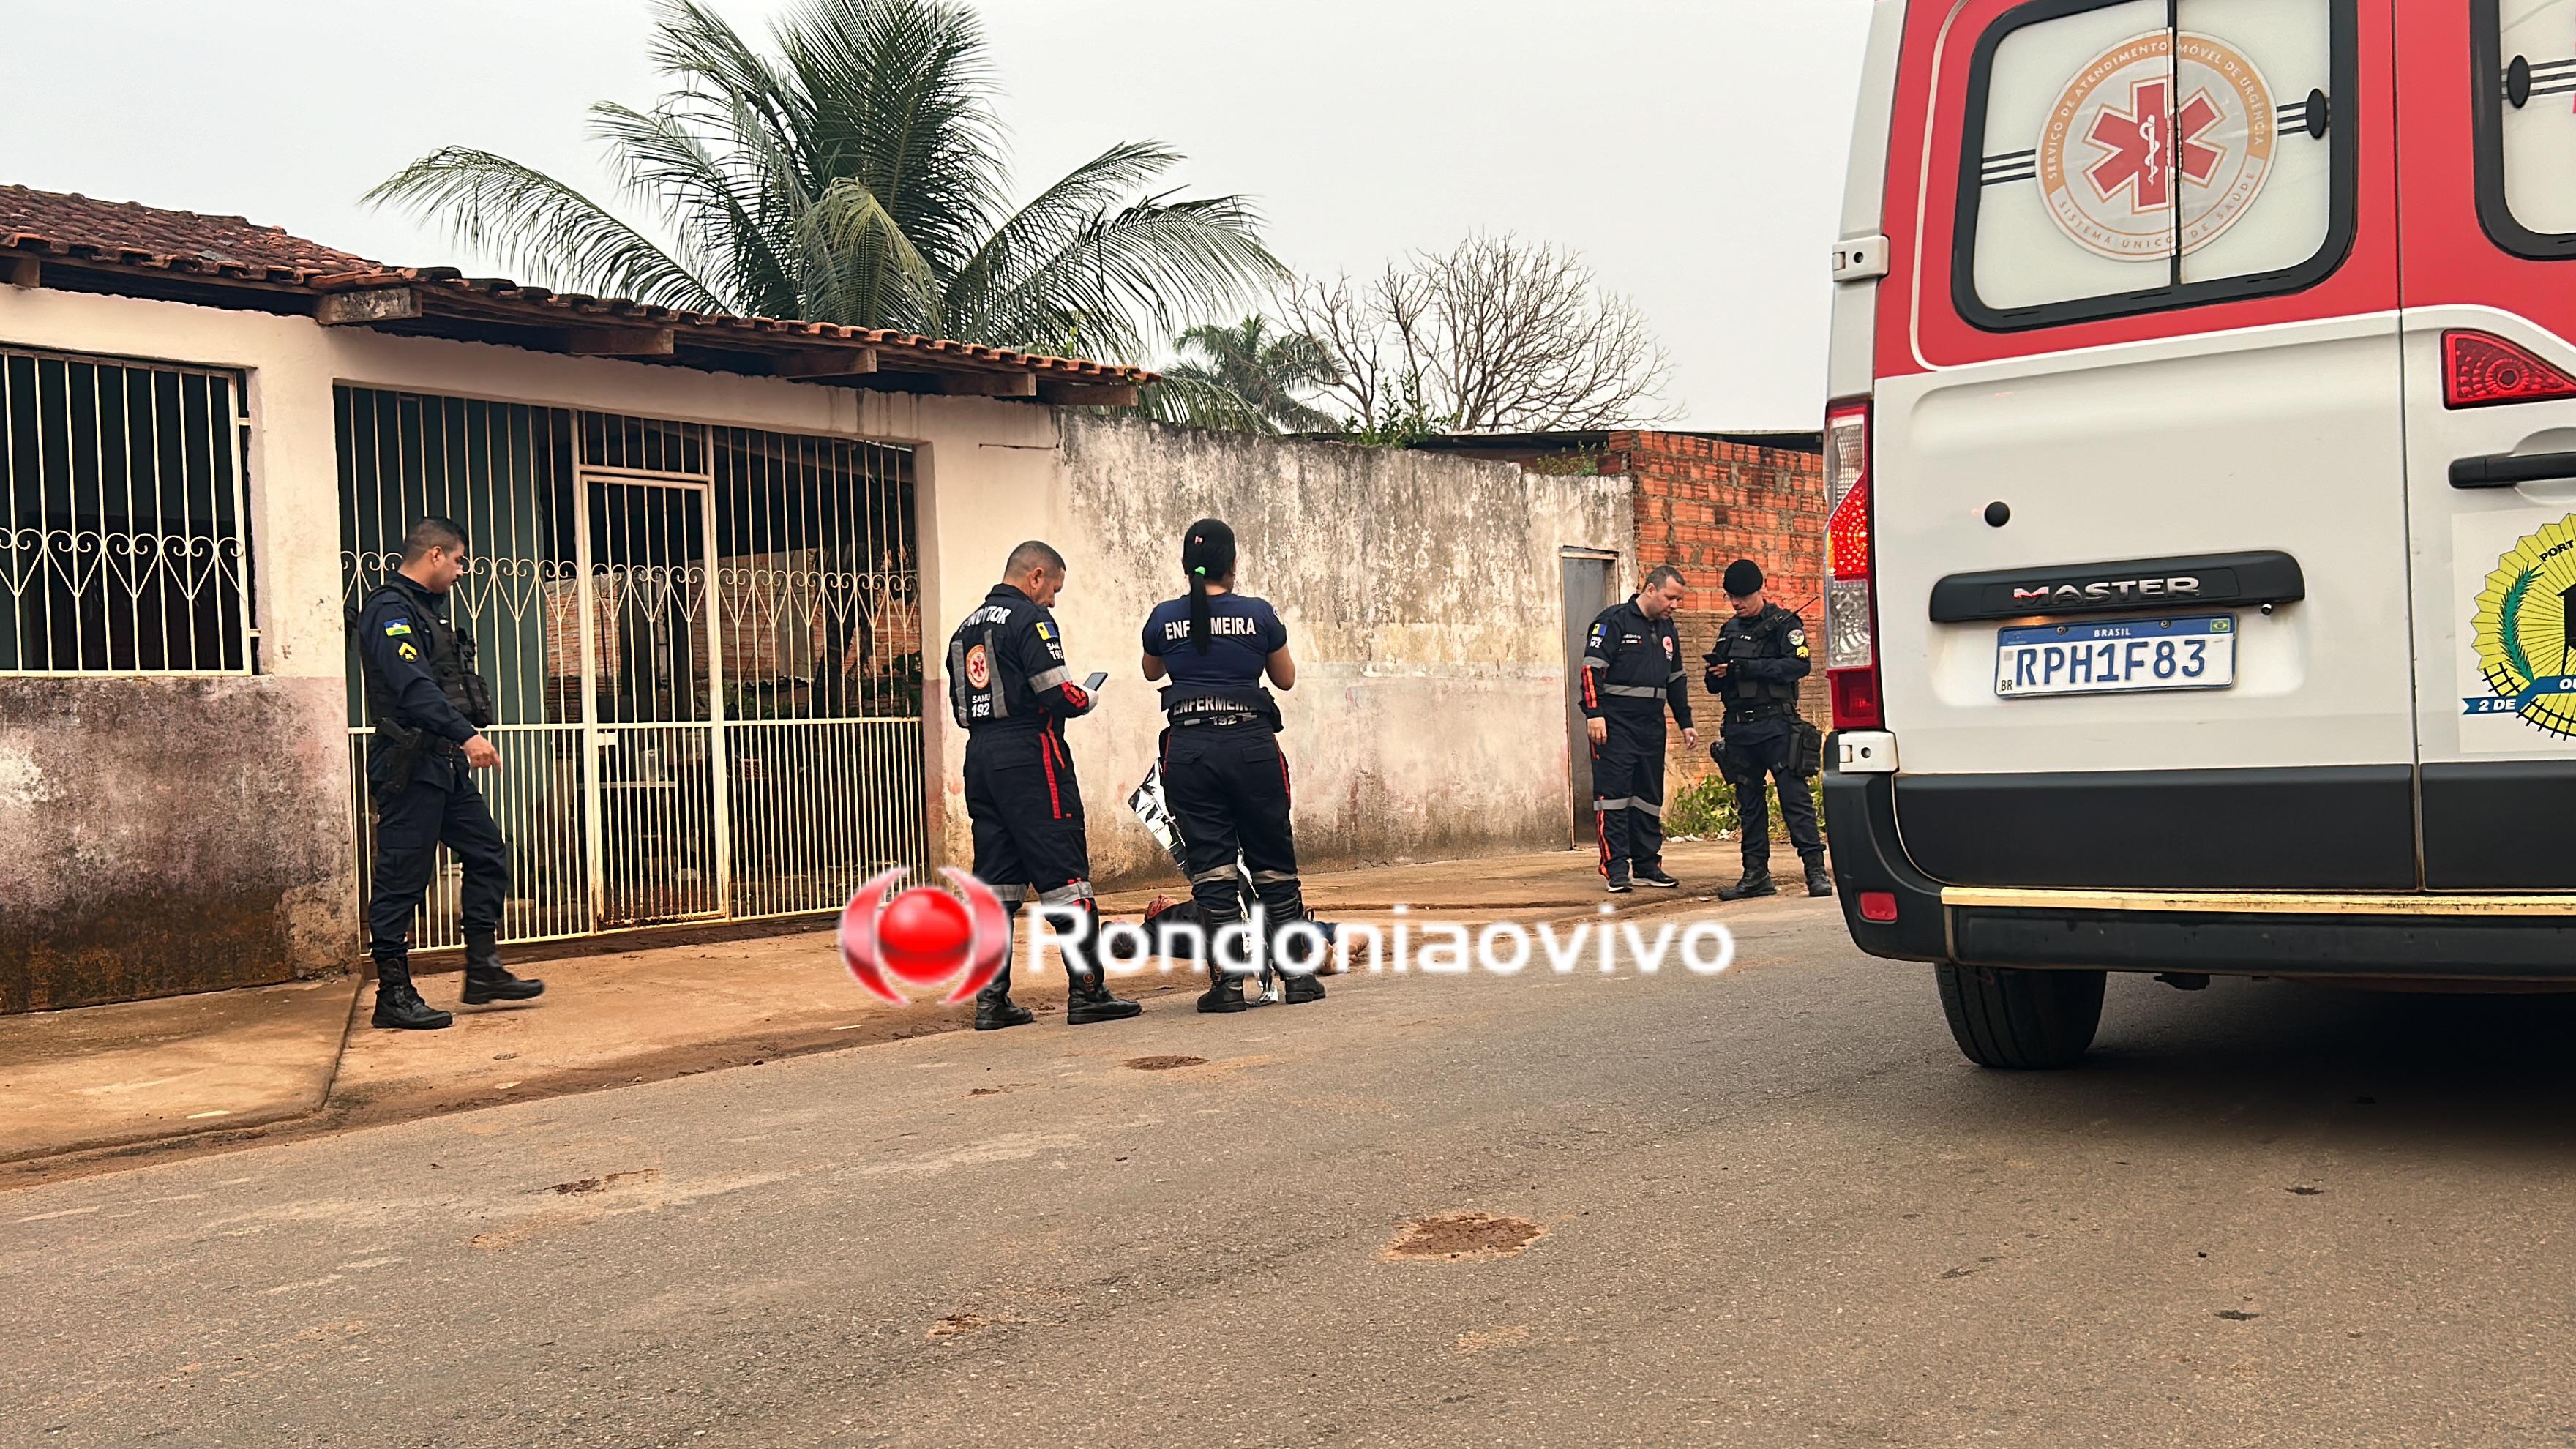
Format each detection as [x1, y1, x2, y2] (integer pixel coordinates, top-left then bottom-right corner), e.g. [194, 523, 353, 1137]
[2086, 78, 2225, 213]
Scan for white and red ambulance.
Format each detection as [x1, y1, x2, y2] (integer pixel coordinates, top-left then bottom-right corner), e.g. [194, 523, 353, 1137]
[1824, 1, 2576, 1066]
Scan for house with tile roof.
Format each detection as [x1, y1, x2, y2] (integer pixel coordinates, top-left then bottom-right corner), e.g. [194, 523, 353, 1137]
[0, 185, 1636, 1013]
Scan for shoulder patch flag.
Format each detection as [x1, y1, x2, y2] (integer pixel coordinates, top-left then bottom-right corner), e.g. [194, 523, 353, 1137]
[1034, 621, 1053, 642]
[383, 620, 413, 637]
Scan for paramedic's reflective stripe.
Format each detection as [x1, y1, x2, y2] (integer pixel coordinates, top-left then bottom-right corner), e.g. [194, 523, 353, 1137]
[986, 629, 1006, 716]
[1250, 869, 1300, 887]
[1581, 654, 1610, 670]
[1601, 684, 1664, 699]
[1595, 795, 1664, 816]
[1188, 865, 1240, 888]
[989, 883, 1032, 905]
[1030, 665, 1073, 692]
[1037, 881, 1095, 906]
[1668, 671, 1688, 684]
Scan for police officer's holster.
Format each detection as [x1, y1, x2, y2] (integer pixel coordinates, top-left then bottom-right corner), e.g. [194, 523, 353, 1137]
[1718, 708, 1824, 878]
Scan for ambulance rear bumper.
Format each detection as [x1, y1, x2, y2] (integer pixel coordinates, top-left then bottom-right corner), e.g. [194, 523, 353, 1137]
[1822, 763, 2576, 982]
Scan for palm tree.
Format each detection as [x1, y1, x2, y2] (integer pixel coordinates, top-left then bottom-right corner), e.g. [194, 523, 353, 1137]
[365, 0, 1283, 364]
[1146, 316, 1341, 433]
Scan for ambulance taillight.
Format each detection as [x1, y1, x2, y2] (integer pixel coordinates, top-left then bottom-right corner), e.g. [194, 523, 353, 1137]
[1823, 400, 1881, 731]
[2444, 331, 2576, 409]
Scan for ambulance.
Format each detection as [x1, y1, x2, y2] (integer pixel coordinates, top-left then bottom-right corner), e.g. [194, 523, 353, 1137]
[1821, 1, 2576, 1066]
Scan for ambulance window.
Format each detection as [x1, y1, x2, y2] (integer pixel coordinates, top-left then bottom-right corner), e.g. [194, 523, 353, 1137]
[2476, 0, 2576, 256]
[1957, 0, 2354, 329]
[2174, 0, 2337, 286]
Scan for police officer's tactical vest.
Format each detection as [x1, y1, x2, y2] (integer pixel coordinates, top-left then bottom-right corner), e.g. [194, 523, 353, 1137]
[1717, 606, 1802, 714]
[362, 580, 494, 736]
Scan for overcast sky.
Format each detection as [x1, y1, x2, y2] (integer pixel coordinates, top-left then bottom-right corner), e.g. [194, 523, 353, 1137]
[1, 0, 1874, 430]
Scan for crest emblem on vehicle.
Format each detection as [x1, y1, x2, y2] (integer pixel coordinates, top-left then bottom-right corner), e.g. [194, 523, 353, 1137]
[963, 642, 991, 690]
[2466, 514, 2576, 741]
[2037, 31, 2276, 262]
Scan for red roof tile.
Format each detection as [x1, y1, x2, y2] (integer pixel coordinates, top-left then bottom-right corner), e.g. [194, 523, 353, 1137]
[0, 184, 1153, 386]
[0, 185, 375, 275]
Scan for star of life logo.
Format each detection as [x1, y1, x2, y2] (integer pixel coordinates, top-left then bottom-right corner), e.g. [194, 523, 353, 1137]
[2038, 30, 2277, 261]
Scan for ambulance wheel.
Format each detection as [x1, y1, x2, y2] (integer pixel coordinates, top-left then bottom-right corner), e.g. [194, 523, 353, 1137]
[1936, 964, 2103, 1070]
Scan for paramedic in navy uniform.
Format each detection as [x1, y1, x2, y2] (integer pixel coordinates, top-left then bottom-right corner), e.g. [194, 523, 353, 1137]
[1139, 518, 1321, 1012]
[945, 541, 1143, 1030]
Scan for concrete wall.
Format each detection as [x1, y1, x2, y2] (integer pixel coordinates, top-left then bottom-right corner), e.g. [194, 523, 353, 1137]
[925, 415, 1637, 886]
[0, 677, 353, 1012]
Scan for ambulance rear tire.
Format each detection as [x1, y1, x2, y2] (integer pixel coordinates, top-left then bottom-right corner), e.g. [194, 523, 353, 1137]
[1936, 964, 2104, 1070]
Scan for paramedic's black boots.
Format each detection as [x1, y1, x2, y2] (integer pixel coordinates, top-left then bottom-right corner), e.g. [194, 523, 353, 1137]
[976, 967, 1036, 1030]
[1066, 970, 1142, 1025]
[1197, 968, 1250, 1014]
[1804, 858, 1835, 898]
[461, 937, 546, 1005]
[1718, 865, 1777, 902]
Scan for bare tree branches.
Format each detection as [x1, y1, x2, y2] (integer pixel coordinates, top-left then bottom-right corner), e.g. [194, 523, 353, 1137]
[1280, 233, 1676, 435]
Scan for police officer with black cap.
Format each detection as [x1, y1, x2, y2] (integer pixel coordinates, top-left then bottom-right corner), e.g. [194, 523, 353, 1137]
[1707, 558, 1832, 900]
[1581, 565, 1699, 893]
[946, 541, 1143, 1030]
[356, 517, 544, 1030]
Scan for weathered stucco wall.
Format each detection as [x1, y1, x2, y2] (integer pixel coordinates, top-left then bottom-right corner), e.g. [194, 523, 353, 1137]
[0, 677, 355, 1011]
[925, 415, 1636, 886]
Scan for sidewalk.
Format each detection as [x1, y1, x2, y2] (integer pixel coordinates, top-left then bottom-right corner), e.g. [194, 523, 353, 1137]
[1, 838, 1807, 1184]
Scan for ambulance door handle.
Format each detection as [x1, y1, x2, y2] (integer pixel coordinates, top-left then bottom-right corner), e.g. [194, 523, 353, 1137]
[2449, 450, 2576, 489]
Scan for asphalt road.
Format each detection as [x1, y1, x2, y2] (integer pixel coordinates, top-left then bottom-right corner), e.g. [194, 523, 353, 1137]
[11, 894, 2576, 1448]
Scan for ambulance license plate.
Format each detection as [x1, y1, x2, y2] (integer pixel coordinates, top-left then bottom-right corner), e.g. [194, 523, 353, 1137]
[1994, 615, 2236, 699]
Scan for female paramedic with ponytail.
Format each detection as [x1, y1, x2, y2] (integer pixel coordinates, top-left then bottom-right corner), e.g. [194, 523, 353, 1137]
[1139, 518, 1322, 1012]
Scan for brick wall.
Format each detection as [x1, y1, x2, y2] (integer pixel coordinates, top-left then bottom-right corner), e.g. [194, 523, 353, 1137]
[1601, 432, 1827, 788]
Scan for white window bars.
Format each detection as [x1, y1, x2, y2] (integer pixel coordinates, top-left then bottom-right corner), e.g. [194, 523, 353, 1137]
[0, 345, 254, 674]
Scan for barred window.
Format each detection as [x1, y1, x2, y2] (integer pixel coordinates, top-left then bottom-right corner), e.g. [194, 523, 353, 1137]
[0, 347, 254, 673]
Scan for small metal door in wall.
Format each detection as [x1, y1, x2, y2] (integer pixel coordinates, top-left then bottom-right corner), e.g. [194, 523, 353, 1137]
[1561, 551, 1616, 845]
[577, 473, 731, 927]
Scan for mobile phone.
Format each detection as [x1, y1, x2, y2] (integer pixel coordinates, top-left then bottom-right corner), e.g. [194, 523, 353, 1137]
[1083, 671, 1109, 692]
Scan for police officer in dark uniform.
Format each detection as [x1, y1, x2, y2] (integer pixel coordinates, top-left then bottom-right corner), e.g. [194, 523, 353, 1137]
[1139, 518, 1319, 1012]
[1706, 558, 1832, 901]
[1581, 565, 1698, 893]
[946, 541, 1143, 1030]
[356, 517, 544, 1030]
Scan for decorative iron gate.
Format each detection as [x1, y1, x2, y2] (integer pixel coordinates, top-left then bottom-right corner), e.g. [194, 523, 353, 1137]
[338, 388, 924, 951]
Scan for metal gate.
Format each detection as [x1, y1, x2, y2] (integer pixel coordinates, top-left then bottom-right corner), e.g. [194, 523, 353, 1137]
[339, 389, 925, 951]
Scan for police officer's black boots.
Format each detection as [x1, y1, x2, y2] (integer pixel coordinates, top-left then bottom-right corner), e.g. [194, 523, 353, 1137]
[1282, 967, 1327, 1005]
[370, 958, 454, 1030]
[1803, 857, 1835, 898]
[975, 965, 1036, 1030]
[1718, 864, 1778, 902]
[460, 936, 546, 1006]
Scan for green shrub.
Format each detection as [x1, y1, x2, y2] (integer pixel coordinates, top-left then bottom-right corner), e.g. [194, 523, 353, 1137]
[1663, 773, 1740, 839]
